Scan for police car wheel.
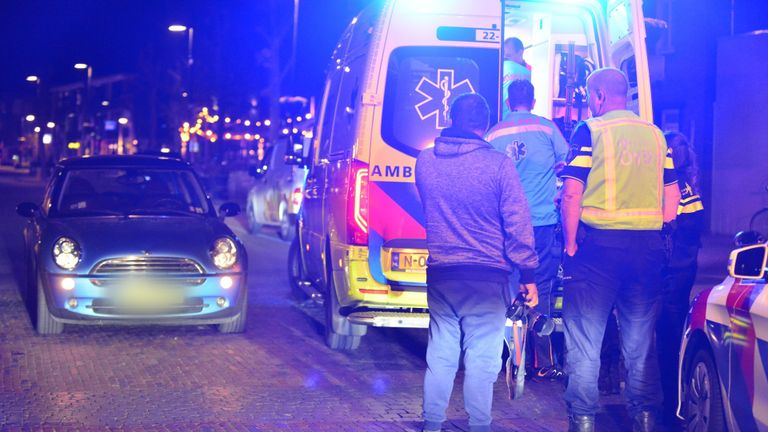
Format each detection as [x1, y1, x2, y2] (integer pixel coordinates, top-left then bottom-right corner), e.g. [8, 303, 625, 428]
[247, 203, 261, 234]
[684, 348, 725, 432]
[278, 206, 294, 241]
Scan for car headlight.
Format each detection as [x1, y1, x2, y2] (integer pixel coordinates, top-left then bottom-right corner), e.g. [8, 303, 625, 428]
[211, 237, 238, 269]
[52, 237, 81, 271]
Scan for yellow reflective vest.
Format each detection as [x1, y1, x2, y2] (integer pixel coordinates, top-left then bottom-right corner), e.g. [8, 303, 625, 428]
[580, 110, 672, 230]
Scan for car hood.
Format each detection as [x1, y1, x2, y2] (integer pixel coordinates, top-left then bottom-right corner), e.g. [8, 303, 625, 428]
[41, 216, 242, 274]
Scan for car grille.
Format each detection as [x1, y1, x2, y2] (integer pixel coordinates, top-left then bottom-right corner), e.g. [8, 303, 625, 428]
[90, 298, 206, 315]
[92, 257, 204, 274]
[90, 257, 206, 287]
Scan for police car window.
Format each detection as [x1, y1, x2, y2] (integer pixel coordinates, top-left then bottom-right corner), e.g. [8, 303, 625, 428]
[381, 47, 499, 158]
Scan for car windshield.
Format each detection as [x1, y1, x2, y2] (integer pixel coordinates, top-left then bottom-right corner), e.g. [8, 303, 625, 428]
[55, 168, 210, 217]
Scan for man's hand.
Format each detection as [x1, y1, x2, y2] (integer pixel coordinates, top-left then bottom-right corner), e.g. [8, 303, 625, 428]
[564, 243, 578, 257]
[520, 283, 539, 308]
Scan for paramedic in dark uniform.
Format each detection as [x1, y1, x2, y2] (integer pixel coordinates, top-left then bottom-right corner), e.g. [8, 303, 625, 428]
[486, 79, 569, 381]
[656, 131, 705, 424]
[416, 93, 539, 432]
[559, 68, 681, 432]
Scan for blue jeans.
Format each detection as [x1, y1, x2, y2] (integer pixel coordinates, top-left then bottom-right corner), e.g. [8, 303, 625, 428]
[423, 278, 508, 432]
[562, 227, 664, 418]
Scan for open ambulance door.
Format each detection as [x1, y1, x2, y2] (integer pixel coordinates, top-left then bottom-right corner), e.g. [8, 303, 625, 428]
[606, 0, 653, 121]
[500, 0, 653, 131]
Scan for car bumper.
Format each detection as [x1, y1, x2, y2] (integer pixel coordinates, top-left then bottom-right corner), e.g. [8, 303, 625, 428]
[42, 273, 246, 323]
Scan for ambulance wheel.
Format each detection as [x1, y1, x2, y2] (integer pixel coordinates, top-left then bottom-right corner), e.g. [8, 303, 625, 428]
[683, 348, 725, 432]
[324, 267, 365, 351]
[288, 237, 307, 300]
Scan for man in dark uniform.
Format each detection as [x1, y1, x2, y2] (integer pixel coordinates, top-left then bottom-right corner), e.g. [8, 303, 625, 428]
[559, 68, 681, 432]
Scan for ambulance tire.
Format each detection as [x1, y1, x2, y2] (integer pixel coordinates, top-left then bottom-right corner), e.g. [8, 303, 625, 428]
[287, 237, 307, 300]
[324, 265, 365, 351]
[683, 348, 725, 432]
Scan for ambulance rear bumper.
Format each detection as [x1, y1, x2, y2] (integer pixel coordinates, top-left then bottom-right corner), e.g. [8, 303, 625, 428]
[347, 311, 430, 328]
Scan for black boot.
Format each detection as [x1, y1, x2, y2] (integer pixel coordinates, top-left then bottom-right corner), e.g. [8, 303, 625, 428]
[568, 415, 595, 432]
[632, 410, 656, 432]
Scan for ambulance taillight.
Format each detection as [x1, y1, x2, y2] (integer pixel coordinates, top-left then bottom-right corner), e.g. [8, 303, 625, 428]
[347, 161, 369, 245]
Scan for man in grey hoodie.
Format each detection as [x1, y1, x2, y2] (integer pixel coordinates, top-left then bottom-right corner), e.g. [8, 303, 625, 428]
[416, 93, 539, 432]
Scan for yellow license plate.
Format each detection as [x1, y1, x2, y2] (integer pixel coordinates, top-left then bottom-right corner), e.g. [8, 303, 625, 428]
[391, 252, 428, 273]
[116, 285, 184, 307]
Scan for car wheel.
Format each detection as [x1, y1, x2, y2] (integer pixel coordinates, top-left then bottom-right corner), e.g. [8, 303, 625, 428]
[324, 263, 364, 351]
[288, 236, 307, 300]
[217, 291, 247, 333]
[36, 275, 63, 335]
[684, 349, 726, 432]
[278, 204, 295, 241]
[247, 202, 261, 234]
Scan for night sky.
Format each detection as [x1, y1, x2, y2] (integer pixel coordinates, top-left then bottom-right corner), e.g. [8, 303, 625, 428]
[1, 0, 766, 117]
[0, 0, 374, 108]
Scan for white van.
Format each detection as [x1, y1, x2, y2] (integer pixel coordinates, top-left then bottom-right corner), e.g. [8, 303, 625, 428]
[288, 0, 652, 350]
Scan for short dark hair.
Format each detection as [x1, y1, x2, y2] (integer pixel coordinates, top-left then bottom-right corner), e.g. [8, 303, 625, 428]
[505, 37, 524, 53]
[507, 79, 534, 109]
[449, 93, 490, 133]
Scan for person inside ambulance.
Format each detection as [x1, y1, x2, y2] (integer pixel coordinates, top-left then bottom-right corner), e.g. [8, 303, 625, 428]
[502, 37, 532, 119]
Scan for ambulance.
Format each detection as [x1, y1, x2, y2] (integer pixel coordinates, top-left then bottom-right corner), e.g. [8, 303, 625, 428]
[287, 0, 653, 350]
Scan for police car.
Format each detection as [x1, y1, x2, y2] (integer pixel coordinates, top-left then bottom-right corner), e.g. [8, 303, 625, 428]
[677, 237, 768, 431]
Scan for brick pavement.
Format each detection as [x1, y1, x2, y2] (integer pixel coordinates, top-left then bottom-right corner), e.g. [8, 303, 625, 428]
[0, 176, 734, 432]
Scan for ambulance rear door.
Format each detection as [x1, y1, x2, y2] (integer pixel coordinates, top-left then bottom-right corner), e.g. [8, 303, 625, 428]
[605, 0, 653, 120]
[367, 1, 501, 288]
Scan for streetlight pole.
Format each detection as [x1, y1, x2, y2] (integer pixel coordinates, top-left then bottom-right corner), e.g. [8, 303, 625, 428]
[25, 76, 45, 177]
[74, 63, 93, 155]
[168, 24, 194, 98]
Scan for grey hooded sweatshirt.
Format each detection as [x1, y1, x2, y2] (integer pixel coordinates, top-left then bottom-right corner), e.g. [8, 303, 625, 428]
[415, 127, 538, 284]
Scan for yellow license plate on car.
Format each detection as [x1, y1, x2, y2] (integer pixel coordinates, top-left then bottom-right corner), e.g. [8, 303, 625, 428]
[391, 252, 428, 273]
[116, 284, 183, 307]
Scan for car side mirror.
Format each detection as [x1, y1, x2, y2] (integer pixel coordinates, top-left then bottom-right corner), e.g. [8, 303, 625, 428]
[16, 202, 39, 218]
[285, 136, 310, 169]
[218, 202, 240, 218]
[728, 244, 768, 279]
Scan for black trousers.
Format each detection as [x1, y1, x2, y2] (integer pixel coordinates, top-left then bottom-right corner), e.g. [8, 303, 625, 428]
[562, 226, 665, 417]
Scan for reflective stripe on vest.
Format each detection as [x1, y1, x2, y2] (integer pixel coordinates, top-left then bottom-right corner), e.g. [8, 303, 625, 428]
[581, 111, 666, 230]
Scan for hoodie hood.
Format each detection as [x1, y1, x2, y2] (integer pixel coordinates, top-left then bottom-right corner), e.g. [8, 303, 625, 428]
[433, 127, 491, 157]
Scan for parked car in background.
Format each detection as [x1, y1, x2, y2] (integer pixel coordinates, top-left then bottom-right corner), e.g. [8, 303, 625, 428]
[16, 155, 248, 335]
[677, 234, 767, 431]
[245, 137, 306, 240]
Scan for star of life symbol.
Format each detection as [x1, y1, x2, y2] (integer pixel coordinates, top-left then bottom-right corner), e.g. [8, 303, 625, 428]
[415, 69, 475, 129]
[506, 141, 527, 161]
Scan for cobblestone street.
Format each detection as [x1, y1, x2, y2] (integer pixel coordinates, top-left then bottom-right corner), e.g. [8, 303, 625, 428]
[0, 175, 722, 431]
